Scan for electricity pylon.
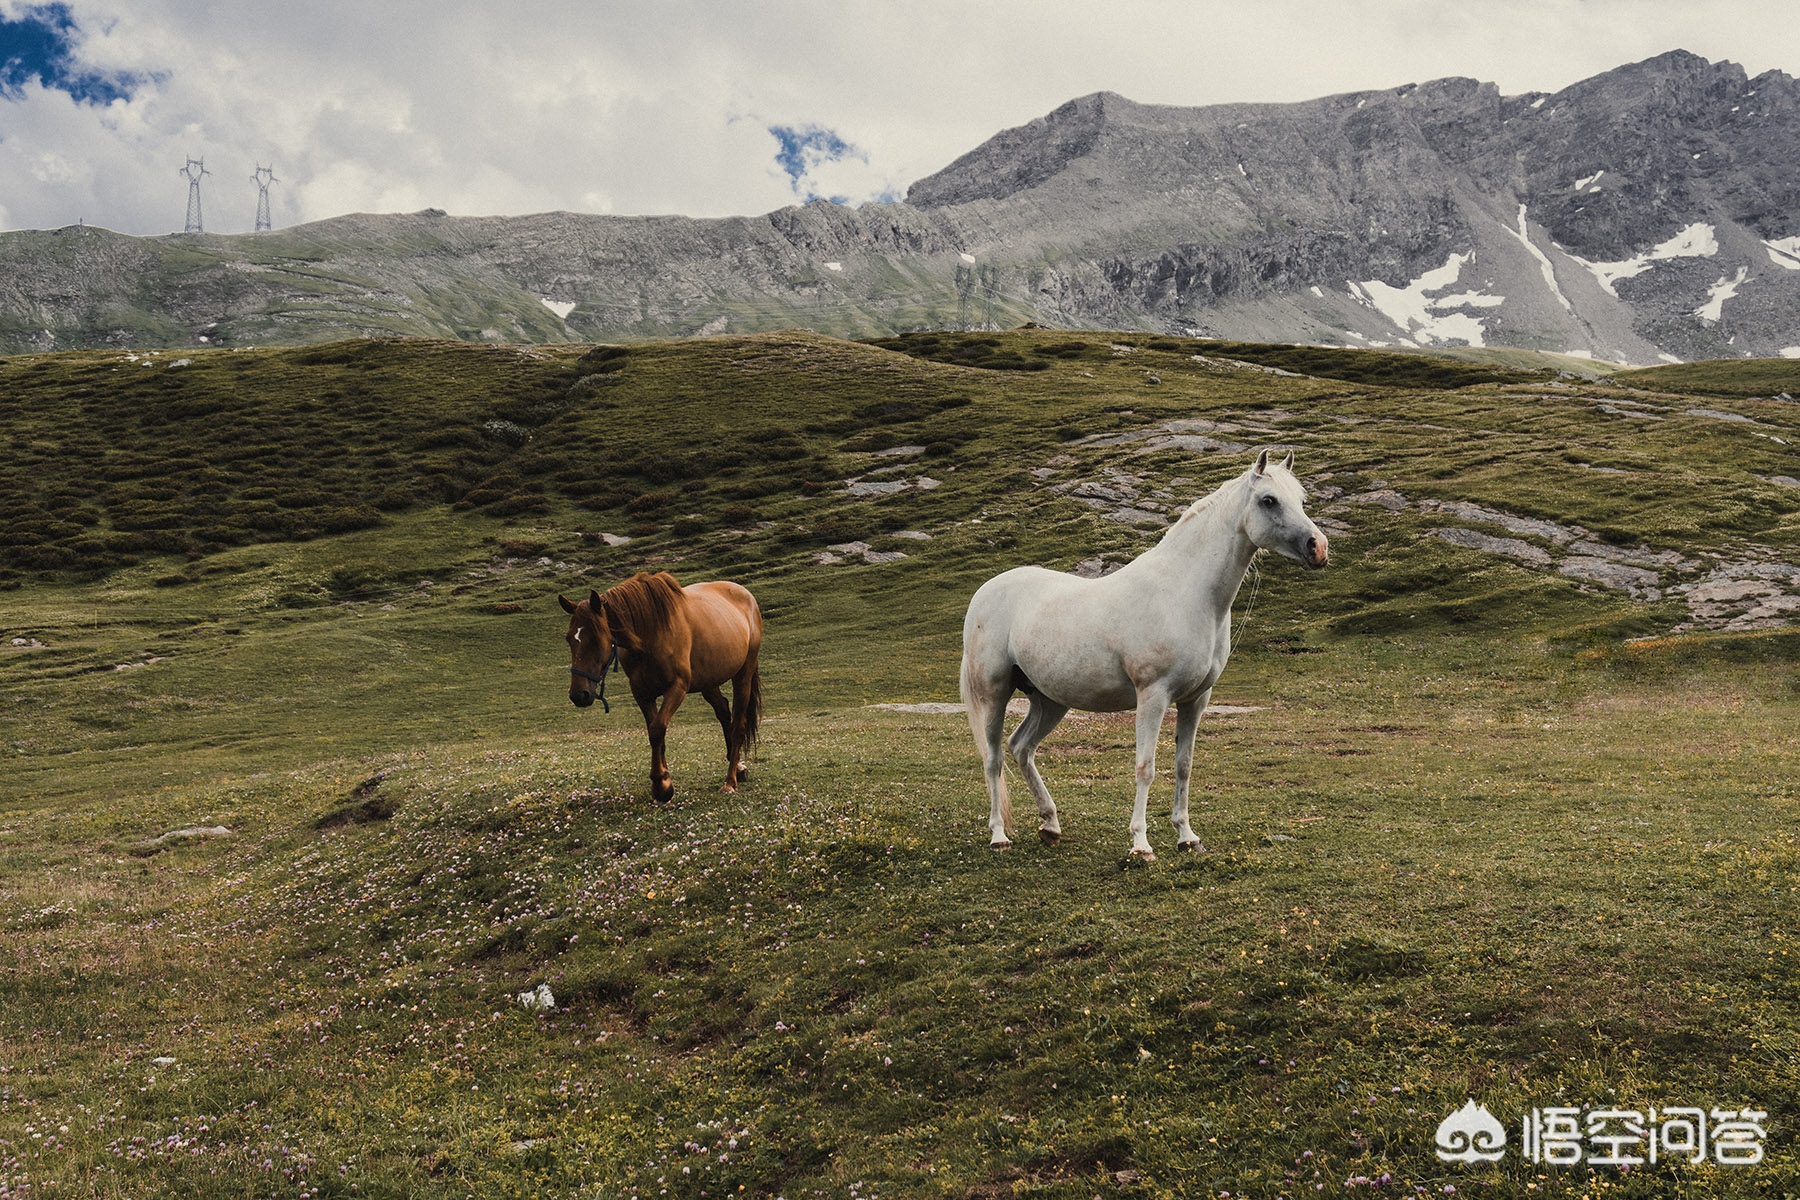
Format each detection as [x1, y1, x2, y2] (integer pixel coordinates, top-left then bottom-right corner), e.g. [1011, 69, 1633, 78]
[252, 164, 278, 232]
[180, 157, 210, 233]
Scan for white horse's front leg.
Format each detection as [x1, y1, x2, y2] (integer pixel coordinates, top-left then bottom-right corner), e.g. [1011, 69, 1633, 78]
[1171, 692, 1208, 850]
[1129, 691, 1170, 860]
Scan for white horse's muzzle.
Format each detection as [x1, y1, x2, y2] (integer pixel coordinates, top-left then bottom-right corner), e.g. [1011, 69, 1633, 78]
[1305, 529, 1329, 569]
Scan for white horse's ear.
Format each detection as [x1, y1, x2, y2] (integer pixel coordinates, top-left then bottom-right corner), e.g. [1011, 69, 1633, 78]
[1280, 449, 1295, 472]
[1253, 447, 1270, 476]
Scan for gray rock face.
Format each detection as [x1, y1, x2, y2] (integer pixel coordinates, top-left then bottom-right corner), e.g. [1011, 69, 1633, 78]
[5, 51, 1800, 359]
[1432, 527, 1554, 567]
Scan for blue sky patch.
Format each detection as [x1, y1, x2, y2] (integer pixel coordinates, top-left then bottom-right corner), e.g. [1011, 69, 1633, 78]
[1, 3, 137, 104]
[767, 123, 865, 202]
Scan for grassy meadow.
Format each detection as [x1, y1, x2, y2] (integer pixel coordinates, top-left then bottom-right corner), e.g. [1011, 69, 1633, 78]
[2, 331, 1800, 1198]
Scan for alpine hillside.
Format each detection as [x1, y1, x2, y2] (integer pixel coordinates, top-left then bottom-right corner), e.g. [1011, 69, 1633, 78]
[3, 49, 1799, 363]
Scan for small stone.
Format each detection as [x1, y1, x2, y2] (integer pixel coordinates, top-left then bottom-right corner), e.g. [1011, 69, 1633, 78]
[844, 479, 909, 497]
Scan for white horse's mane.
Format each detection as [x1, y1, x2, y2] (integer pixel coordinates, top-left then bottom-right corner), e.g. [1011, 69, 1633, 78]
[1170, 469, 1246, 529]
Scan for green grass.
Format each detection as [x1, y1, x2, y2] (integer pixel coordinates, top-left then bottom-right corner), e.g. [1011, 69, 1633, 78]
[1615, 360, 1800, 399]
[3, 333, 1800, 1197]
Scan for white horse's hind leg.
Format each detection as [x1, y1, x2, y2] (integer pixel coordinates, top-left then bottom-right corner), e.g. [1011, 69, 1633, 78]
[1170, 693, 1208, 850]
[978, 692, 1012, 847]
[961, 651, 1014, 848]
[1008, 695, 1069, 845]
[1128, 689, 1172, 860]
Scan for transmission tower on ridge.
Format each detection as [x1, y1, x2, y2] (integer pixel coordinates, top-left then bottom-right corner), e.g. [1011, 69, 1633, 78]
[251, 164, 278, 232]
[180, 157, 210, 233]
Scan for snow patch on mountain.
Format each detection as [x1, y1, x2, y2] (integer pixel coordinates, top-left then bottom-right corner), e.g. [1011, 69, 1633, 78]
[540, 299, 577, 320]
[1695, 266, 1749, 323]
[1573, 223, 1719, 296]
[1504, 205, 1573, 312]
[1765, 237, 1800, 269]
[1348, 253, 1502, 347]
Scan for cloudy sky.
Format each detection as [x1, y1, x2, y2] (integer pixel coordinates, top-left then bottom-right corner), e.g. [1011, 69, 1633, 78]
[3, 0, 1799, 237]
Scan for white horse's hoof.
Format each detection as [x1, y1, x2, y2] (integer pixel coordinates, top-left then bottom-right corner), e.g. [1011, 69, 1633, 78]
[990, 838, 1013, 851]
[1177, 839, 1203, 853]
[1130, 847, 1156, 862]
[1038, 828, 1062, 847]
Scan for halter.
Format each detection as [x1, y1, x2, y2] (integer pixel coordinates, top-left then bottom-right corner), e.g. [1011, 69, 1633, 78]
[1231, 552, 1263, 654]
[569, 644, 619, 713]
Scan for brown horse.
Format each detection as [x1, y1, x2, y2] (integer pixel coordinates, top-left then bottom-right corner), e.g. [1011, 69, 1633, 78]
[559, 571, 763, 800]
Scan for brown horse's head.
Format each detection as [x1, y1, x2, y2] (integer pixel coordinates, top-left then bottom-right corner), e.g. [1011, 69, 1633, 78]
[559, 590, 616, 709]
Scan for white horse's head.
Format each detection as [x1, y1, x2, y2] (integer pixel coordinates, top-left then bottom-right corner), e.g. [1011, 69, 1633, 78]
[1243, 448, 1328, 569]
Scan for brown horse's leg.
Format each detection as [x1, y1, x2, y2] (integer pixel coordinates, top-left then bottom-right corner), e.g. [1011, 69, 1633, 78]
[700, 685, 739, 792]
[729, 655, 760, 786]
[635, 682, 690, 802]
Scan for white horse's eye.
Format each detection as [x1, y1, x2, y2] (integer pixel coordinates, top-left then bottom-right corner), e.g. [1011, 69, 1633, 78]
[1259, 494, 1279, 508]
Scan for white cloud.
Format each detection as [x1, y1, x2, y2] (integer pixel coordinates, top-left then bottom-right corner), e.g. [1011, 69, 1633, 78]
[1, 1, 1798, 234]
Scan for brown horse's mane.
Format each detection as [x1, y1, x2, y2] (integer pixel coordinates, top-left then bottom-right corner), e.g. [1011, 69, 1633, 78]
[599, 571, 685, 648]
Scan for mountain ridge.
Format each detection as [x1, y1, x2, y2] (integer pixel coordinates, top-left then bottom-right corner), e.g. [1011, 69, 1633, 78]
[3, 49, 1799, 362]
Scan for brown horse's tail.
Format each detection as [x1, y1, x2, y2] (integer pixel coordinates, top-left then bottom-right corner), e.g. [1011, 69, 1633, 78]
[740, 663, 763, 752]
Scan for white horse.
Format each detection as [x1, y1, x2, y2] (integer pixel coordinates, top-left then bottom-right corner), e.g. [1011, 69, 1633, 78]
[959, 449, 1328, 859]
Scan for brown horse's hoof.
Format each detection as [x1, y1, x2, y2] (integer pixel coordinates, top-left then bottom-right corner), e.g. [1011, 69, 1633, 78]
[720, 783, 738, 794]
[1038, 828, 1062, 847]
[651, 781, 675, 803]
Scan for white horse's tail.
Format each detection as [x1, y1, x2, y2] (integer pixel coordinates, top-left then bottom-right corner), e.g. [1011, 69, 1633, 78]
[958, 646, 983, 753]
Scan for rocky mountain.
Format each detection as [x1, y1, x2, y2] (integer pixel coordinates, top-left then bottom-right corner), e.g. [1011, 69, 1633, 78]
[4, 49, 1800, 363]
